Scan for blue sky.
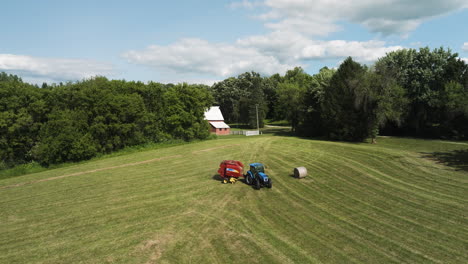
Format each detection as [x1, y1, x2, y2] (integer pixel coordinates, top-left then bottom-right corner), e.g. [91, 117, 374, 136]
[1, 0, 467, 85]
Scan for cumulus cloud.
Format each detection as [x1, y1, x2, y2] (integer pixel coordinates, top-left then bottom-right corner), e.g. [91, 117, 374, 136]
[0, 54, 114, 82]
[126, 0, 466, 78]
[463, 42, 468, 52]
[122, 38, 296, 77]
[122, 33, 402, 77]
[253, 0, 468, 36]
[238, 32, 403, 62]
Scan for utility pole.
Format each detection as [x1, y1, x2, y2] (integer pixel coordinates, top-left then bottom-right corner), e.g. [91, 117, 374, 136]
[256, 104, 259, 132]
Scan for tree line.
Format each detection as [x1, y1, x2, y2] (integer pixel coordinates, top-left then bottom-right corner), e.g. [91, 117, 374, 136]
[1, 46, 467, 168]
[0, 74, 213, 167]
[212, 47, 468, 142]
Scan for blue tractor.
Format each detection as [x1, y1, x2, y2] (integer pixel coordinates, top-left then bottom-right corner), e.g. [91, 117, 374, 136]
[244, 163, 272, 190]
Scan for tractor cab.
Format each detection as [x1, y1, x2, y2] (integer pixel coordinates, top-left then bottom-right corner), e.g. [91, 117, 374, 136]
[249, 163, 265, 174]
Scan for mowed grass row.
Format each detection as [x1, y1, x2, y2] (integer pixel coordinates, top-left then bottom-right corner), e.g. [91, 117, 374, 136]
[0, 135, 467, 263]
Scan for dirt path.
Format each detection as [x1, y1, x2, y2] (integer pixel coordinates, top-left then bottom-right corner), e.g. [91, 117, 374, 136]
[1, 144, 240, 190]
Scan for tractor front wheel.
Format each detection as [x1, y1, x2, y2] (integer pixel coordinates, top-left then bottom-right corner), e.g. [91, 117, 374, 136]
[266, 179, 272, 188]
[254, 178, 261, 190]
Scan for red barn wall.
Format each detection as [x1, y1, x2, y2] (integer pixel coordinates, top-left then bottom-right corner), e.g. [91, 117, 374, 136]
[209, 126, 230, 135]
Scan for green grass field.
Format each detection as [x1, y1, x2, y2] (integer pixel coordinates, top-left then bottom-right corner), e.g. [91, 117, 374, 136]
[1, 132, 467, 263]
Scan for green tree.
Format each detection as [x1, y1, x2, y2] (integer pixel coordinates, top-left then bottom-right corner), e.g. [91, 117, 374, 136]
[33, 110, 97, 165]
[274, 67, 314, 132]
[298, 67, 336, 136]
[322, 57, 374, 141]
[211, 77, 246, 123]
[376, 47, 468, 138]
[211, 71, 267, 128]
[367, 69, 408, 143]
[263, 74, 281, 120]
[277, 82, 305, 132]
[0, 74, 47, 165]
[162, 83, 213, 140]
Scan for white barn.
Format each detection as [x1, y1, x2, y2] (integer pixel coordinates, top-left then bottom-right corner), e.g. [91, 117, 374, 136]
[204, 106, 230, 135]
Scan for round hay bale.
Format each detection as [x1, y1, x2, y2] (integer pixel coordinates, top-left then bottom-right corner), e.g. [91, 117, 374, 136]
[293, 167, 307, 178]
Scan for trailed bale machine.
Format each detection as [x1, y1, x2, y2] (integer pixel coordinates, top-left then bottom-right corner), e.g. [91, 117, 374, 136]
[218, 160, 244, 184]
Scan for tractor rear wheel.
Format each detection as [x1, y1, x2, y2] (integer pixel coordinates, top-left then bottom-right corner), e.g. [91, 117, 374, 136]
[245, 174, 252, 185]
[254, 178, 261, 190]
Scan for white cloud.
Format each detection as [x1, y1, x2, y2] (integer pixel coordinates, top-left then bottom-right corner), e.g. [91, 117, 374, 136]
[229, 0, 261, 9]
[122, 38, 296, 77]
[160, 78, 220, 86]
[264, 17, 342, 37]
[127, 0, 466, 79]
[463, 42, 468, 52]
[251, 0, 468, 36]
[122, 33, 402, 78]
[0, 54, 114, 83]
[239, 32, 403, 62]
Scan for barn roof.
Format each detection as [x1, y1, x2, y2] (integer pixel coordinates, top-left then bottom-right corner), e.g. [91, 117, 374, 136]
[209, 121, 230, 129]
[204, 106, 225, 121]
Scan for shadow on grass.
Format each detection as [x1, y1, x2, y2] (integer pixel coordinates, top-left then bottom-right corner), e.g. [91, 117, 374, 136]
[420, 149, 468, 172]
[212, 174, 223, 182]
[261, 127, 295, 136]
[263, 129, 363, 146]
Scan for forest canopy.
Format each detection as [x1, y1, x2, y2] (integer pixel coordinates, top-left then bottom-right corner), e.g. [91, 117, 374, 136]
[1, 47, 467, 167]
[0, 74, 213, 166]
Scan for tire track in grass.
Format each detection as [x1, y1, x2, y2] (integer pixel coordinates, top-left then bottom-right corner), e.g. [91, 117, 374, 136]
[267, 170, 406, 263]
[338, 147, 467, 191]
[261, 178, 405, 263]
[262, 153, 401, 262]
[273, 143, 467, 218]
[0, 144, 245, 191]
[331, 153, 467, 206]
[138, 142, 246, 262]
[339, 149, 468, 203]
[314, 157, 468, 238]
[280, 139, 467, 197]
[233, 195, 323, 263]
[174, 188, 251, 262]
[266, 146, 468, 262]
[268, 156, 443, 264]
[255, 202, 362, 263]
[277, 137, 467, 187]
[281, 157, 467, 261]
[1, 179, 211, 244]
[332, 147, 468, 197]
[2, 136, 466, 263]
[0, 155, 182, 190]
[238, 178, 323, 263]
[304, 153, 467, 230]
[266, 146, 462, 262]
[207, 136, 303, 263]
[220, 137, 296, 263]
[269, 146, 468, 237]
[1, 151, 223, 252]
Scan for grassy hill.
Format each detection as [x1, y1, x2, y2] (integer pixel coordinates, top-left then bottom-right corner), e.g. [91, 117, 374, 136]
[1, 132, 467, 263]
